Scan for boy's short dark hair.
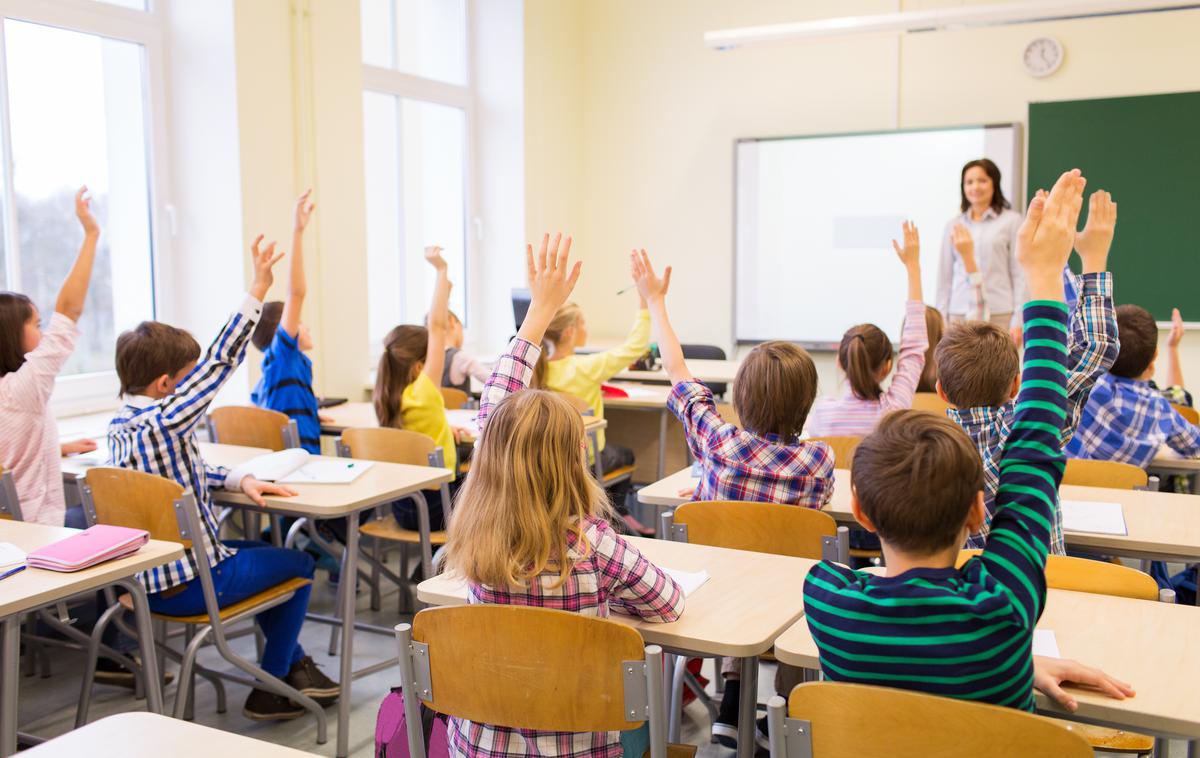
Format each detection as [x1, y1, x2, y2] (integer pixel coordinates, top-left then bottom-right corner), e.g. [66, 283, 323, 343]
[935, 321, 1019, 408]
[1111, 304, 1157, 379]
[115, 321, 201, 396]
[251, 301, 284, 351]
[852, 410, 983, 554]
[732, 340, 818, 438]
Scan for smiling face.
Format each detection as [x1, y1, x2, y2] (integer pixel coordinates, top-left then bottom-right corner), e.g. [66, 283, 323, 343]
[962, 165, 995, 210]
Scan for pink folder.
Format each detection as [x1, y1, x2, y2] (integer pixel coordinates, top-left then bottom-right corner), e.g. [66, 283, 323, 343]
[26, 525, 150, 572]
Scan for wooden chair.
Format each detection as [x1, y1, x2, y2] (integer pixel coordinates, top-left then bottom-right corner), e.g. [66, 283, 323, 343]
[396, 605, 687, 758]
[911, 391, 952, 415]
[337, 427, 452, 611]
[1171, 402, 1199, 425]
[438, 386, 471, 410]
[206, 405, 299, 451]
[1062, 459, 1148, 490]
[78, 467, 324, 739]
[767, 682, 1092, 757]
[0, 467, 22, 520]
[809, 436, 861, 471]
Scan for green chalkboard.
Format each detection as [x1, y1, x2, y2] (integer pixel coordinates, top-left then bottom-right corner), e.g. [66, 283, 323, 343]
[1028, 91, 1200, 320]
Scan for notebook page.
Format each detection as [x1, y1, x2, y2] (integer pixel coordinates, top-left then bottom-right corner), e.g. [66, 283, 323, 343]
[661, 567, 710, 597]
[1033, 629, 1060, 658]
[1061, 500, 1128, 536]
[277, 459, 374, 484]
[0, 542, 26, 570]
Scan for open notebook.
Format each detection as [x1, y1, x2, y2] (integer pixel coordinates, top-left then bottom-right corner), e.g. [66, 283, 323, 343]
[237, 449, 374, 485]
[1061, 500, 1128, 536]
[0, 542, 25, 580]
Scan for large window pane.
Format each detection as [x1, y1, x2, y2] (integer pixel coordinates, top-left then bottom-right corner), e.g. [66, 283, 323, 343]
[363, 92, 467, 352]
[5, 20, 155, 376]
[361, 0, 467, 85]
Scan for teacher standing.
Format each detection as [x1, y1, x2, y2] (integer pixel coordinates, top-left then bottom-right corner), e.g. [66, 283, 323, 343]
[936, 158, 1026, 331]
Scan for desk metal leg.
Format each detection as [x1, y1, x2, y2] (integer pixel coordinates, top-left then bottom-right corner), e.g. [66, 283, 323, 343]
[737, 656, 758, 758]
[1, 616, 19, 757]
[117, 579, 165, 715]
[335, 521, 360, 758]
[656, 409, 668, 482]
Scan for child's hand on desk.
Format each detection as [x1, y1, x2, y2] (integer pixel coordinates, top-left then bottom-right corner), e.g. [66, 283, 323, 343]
[241, 476, 298, 507]
[629, 249, 672, 305]
[676, 486, 696, 498]
[451, 425, 472, 444]
[1074, 189, 1116, 273]
[1033, 655, 1135, 712]
[317, 413, 335, 424]
[60, 439, 97, 457]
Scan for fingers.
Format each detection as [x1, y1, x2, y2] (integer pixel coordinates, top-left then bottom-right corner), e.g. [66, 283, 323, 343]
[526, 244, 537, 284]
[662, 265, 672, 294]
[537, 232, 549, 273]
[891, 239, 903, 259]
[566, 260, 582, 290]
[246, 487, 266, 507]
[1042, 679, 1078, 712]
[556, 235, 573, 272]
[250, 233, 265, 257]
[546, 233, 562, 271]
[1174, 307, 1183, 325]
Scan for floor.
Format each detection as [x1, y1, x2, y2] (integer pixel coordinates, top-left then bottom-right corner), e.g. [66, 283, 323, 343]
[14, 568, 1193, 757]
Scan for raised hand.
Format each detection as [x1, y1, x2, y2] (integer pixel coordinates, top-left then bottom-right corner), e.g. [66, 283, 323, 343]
[891, 221, 920, 269]
[629, 249, 672, 304]
[424, 245, 448, 270]
[249, 234, 285, 301]
[75, 186, 99, 237]
[294, 189, 315, 234]
[1169, 307, 1185, 348]
[951, 223, 976, 272]
[1017, 169, 1086, 300]
[526, 233, 582, 312]
[1073, 190, 1116, 274]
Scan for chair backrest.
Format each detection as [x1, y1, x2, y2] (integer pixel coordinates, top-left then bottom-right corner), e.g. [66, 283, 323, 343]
[672, 500, 837, 560]
[439, 387, 470, 410]
[0, 468, 22, 521]
[555, 391, 592, 415]
[810, 436, 862, 470]
[339, 427, 445, 493]
[81, 467, 191, 548]
[407, 605, 652, 732]
[775, 682, 1091, 758]
[207, 406, 295, 451]
[1062, 459, 1147, 490]
[911, 392, 952, 415]
[1171, 402, 1199, 425]
[957, 551, 1158, 601]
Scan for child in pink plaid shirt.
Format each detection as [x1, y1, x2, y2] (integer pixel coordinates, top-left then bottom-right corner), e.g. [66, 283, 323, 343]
[443, 233, 684, 758]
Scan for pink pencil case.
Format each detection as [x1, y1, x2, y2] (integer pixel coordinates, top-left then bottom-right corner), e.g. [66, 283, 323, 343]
[27, 525, 150, 572]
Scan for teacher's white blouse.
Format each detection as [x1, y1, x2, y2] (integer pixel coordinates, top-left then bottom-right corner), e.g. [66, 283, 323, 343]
[936, 207, 1025, 325]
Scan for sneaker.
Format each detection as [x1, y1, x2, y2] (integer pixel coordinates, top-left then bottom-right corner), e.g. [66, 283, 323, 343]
[711, 679, 740, 749]
[286, 655, 340, 706]
[755, 715, 771, 751]
[94, 657, 175, 689]
[243, 688, 304, 721]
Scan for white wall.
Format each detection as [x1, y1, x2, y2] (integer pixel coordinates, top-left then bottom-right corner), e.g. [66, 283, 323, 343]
[524, 0, 1200, 394]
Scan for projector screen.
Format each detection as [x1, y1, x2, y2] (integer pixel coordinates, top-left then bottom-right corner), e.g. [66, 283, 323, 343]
[735, 124, 1021, 346]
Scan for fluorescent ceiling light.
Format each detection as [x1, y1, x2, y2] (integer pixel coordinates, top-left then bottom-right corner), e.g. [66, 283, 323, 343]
[705, 0, 1200, 49]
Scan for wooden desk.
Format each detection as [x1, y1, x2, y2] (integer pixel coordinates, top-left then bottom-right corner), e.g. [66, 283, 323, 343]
[615, 359, 741, 385]
[418, 535, 815, 758]
[773, 588, 1200, 740]
[59, 442, 269, 486]
[0, 521, 184, 757]
[54, 410, 115, 443]
[20, 712, 320, 757]
[640, 467, 1200, 562]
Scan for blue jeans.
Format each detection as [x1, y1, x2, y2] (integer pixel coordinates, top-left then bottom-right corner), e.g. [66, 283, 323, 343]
[147, 541, 314, 678]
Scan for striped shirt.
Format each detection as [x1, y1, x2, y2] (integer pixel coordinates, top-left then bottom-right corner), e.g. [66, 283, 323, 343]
[251, 326, 320, 453]
[668, 380, 834, 507]
[1066, 373, 1200, 468]
[0, 312, 79, 525]
[803, 299, 1070, 711]
[948, 272, 1118, 555]
[107, 296, 262, 593]
[807, 299, 929, 438]
[453, 337, 683, 758]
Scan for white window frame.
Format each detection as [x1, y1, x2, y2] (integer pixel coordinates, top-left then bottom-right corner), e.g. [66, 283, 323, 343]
[361, 0, 479, 367]
[0, 0, 170, 416]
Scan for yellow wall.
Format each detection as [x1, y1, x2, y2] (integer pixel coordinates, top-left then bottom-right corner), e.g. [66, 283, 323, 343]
[524, 0, 1200, 391]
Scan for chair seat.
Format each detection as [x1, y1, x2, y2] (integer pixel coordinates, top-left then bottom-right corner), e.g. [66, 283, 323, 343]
[602, 465, 636, 484]
[1059, 721, 1154, 754]
[361, 519, 448, 545]
[120, 577, 313, 625]
[848, 548, 882, 559]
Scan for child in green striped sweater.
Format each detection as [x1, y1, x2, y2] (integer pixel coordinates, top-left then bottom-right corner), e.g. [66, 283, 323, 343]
[803, 169, 1135, 713]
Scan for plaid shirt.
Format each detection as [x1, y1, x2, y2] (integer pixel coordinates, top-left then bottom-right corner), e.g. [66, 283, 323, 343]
[454, 338, 684, 758]
[107, 295, 262, 593]
[1065, 374, 1200, 468]
[668, 381, 834, 507]
[949, 272, 1118, 554]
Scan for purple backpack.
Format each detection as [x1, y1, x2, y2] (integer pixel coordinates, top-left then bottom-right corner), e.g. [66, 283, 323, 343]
[375, 687, 450, 758]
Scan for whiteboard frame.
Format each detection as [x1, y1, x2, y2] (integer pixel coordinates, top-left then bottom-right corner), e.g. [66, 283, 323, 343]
[732, 122, 1024, 351]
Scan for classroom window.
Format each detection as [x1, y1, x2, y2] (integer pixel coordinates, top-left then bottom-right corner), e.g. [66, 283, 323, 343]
[361, 0, 473, 356]
[0, 18, 156, 378]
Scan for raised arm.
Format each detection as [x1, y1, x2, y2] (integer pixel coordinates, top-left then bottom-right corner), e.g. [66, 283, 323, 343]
[55, 187, 100, 322]
[952, 223, 990, 320]
[280, 189, 314, 338]
[1166, 307, 1185, 389]
[880, 222, 929, 411]
[477, 233, 581, 432]
[630, 249, 690, 385]
[421, 246, 451, 384]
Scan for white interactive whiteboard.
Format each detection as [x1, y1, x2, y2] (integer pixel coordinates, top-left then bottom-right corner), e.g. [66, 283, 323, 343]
[735, 124, 1021, 346]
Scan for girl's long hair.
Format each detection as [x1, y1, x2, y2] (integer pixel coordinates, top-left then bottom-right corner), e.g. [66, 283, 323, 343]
[374, 325, 429, 427]
[445, 388, 611, 589]
[531, 303, 582, 388]
[837, 323, 893, 401]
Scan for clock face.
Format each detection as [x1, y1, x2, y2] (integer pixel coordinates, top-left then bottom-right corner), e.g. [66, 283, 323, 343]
[1024, 37, 1063, 78]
